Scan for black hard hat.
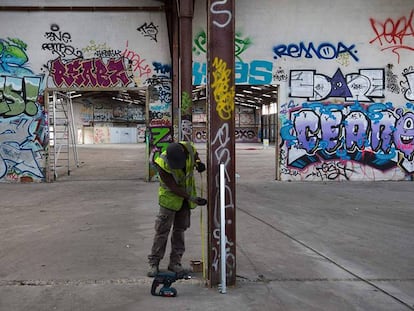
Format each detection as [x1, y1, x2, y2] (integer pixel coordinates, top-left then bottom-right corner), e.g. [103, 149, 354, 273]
[166, 143, 186, 169]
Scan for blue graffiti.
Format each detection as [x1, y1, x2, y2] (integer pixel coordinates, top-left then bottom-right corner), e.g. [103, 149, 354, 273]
[193, 60, 273, 85]
[0, 142, 44, 179]
[153, 62, 172, 77]
[0, 38, 34, 76]
[283, 101, 414, 173]
[273, 42, 359, 62]
[0, 116, 45, 180]
[280, 119, 296, 147]
[0, 37, 45, 182]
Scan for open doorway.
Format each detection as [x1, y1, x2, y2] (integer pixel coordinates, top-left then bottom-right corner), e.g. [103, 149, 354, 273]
[45, 88, 147, 181]
[191, 84, 280, 183]
[191, 84, 279, 144]
[67, 89, 147, 145]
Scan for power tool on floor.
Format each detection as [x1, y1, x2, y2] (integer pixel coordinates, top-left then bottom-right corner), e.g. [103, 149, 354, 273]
[150, 271, 191, 297]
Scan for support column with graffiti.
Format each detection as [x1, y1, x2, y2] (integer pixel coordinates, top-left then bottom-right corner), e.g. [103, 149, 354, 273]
[146, 80, 173, 181]
[206, 0, 236, 286]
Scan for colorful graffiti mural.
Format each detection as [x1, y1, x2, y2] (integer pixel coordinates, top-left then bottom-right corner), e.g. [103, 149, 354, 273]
[146, 80, 172, 181]
[282, 64, 414, 180]
[289, 68, 385, 102]
[0, 38, 34, 76]
[280, 101, 414, 179]
[50, 57, 132, 88]
[0, 37, 46, 182]
[193, 60, 273, 85]
[1, 5, 413, 185]
[0, 19, 172, 182]
[192, 28, 272, 85]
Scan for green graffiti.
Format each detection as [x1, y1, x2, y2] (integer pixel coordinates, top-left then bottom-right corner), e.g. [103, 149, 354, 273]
[193, 30, 207, 56]
[193, 30, 252, 62]
[150, 127, 170, 163]
[181, 91, 192, 114]
[24, 77, 41, 116]
[151, 127, 170, 146]
[0, 97, 8, 114]
[0, 37, 33, 76]
[235, 31, 252, 62]
[3, 82, 25, 116]
[6, 37, 28, 51]
[0, 76, 40, 117]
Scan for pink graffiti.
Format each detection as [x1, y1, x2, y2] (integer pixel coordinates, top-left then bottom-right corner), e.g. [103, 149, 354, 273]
[122, 41, 152, 78]
[369, 10, 414, 63]
[150, 119, 171, 127]
[50, 57, 132, 87]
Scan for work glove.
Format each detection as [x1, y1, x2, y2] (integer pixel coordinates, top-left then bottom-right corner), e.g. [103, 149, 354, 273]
[195, 161, 206, 173]
[193, 197, 207, 206]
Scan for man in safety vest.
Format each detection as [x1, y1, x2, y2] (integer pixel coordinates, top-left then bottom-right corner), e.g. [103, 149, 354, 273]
[147, 141, 207, 277]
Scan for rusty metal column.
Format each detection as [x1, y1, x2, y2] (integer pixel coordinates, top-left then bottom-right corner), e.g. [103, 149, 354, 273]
[206, 0, 236, 286]
[171, 0, 180, 141]
[179, 0, 194, 141]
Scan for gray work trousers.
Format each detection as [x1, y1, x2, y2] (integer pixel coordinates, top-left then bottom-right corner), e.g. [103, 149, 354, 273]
[148, 200, 191, 266]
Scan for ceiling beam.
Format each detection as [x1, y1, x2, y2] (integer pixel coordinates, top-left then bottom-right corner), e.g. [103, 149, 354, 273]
[0, 6, 165, 12]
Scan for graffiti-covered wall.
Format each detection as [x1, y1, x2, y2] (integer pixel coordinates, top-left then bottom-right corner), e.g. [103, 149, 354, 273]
[0, 7, 171, 182]
[3, 0, 414, 182]
[276, 2, 414, 181]
[193, 0, 414, 181]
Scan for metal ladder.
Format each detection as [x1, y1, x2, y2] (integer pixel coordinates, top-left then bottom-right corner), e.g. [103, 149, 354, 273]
[48, 91, 79, 180]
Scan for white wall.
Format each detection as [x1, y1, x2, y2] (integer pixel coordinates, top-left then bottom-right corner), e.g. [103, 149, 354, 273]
[3, 10, 170, 86]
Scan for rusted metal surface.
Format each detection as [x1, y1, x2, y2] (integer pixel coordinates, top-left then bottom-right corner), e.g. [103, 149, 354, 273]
[167, 1, 181, 141]
[0, 6, 165, 12]
[206, 0, 236, 286]
[179, 0, 194, 141]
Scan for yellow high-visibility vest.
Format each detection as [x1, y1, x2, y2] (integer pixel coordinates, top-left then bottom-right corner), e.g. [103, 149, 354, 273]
[155, 141, 197, 210]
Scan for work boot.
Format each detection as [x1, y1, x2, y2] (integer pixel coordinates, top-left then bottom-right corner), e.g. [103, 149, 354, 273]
[167, 263, 190, 274]
[147, 264, 159, 277]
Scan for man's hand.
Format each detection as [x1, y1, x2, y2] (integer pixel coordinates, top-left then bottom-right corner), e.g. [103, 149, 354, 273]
[195, 161, 206, 173]
[192, 197, 207, 206]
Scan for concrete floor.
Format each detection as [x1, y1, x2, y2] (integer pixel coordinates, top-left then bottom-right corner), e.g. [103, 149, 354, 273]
[0, 143, 413, 311]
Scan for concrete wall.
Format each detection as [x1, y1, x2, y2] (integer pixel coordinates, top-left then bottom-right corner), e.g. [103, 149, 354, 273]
[193, 0, 414, 181]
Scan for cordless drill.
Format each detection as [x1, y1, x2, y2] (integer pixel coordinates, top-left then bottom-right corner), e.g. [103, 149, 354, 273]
[150, 271, 191, 297]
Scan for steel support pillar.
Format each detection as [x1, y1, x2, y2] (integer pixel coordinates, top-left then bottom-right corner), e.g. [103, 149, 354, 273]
[179, 0, 194, 141]
[169, 1, 180, 141]
[206, 0, 236, 287]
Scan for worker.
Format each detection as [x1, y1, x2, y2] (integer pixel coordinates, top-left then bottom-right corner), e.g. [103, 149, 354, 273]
[147, 141, 207, 277]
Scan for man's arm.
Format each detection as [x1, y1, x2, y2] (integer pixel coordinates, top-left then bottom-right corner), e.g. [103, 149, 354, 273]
[155, 163, 192, 201]
[194, 151, 206, 173]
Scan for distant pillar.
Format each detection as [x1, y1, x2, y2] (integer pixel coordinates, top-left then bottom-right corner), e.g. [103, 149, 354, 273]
[146, 80, 173, 181]
[179, 0, 194, 141]
[171, 0, 180, 142]
[206, 0, 236, 286]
